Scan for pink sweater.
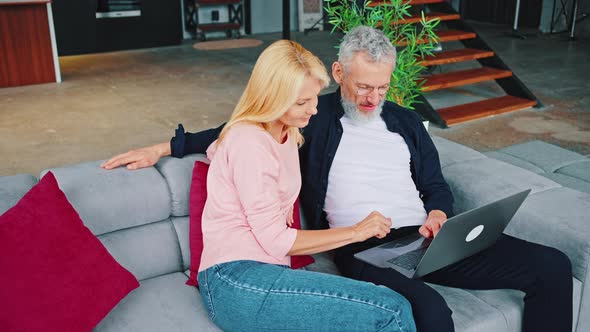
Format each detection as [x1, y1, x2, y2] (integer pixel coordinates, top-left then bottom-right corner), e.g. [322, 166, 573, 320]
[198, 123, 300, 272]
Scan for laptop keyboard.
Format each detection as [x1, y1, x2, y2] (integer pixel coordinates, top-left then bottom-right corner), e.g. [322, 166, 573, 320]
[387, 247, 428, 270]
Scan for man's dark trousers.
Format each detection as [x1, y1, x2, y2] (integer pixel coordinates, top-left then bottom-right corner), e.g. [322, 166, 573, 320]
[333, 227, 573, 332]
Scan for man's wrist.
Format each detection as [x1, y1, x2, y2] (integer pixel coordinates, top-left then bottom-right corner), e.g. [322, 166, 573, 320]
[155, 142, 171, 158]
[428, 209, 447, 218]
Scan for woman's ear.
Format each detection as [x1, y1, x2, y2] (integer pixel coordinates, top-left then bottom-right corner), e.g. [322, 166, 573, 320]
[332, 62, 343, 84]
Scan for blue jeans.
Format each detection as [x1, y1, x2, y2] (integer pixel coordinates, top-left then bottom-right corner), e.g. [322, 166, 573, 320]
[198, 260, 417, 332]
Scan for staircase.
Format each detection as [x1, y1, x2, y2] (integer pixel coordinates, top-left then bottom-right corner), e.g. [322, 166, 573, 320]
[370, 0, 541, 127]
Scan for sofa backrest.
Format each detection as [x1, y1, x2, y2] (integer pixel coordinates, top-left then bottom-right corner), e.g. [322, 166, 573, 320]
[431, 137, 561, 213]
[0, 174, 38, 215]
[40, 155, 208, 282]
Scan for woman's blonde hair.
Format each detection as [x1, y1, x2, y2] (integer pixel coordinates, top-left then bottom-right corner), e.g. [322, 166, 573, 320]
[218, 40, 330, 145]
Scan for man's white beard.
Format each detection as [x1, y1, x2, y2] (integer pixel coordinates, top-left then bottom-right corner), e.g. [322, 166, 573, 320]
[341, 97, 384, 123]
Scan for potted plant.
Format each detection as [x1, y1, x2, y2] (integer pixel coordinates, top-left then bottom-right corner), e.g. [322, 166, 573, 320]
[324, 0, 440, 111]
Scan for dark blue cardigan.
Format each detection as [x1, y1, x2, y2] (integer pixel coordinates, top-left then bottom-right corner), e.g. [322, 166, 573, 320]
[171, 89, 454, 230]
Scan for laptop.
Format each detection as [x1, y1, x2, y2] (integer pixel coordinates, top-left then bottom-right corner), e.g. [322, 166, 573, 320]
[354, 189, 531, 279]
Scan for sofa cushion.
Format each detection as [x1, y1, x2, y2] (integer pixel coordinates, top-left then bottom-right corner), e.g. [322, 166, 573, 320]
[0, 172, 139, 332]
[172, 216, 191, 271]
[464, 288, 524, 331]
[98, 219, 183, 281]
[494, 140, 587, 173]
[95, 272, 221, 332]
[428, 284, 510, 332]
[155, 154, 210, 217]
[541, 173, 590, 194]
[486, 141, 590, 195]
[42, 161, 172, 236]
[556, 161, 590, 183]
[0, 174, 37, 214]
[306, 251, 341, 276]
[441, 158, 561, 214]
[484, 151, 544, 174]
[431, 136, 486, 169]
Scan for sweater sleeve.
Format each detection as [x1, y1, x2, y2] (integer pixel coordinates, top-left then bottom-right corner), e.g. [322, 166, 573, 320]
[225, 133, 298, 260]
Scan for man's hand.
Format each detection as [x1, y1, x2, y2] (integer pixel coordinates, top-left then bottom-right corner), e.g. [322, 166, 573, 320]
[350, 211, 392, 243]
[419, 210, 447, 238]
[100, 142, 170, 170]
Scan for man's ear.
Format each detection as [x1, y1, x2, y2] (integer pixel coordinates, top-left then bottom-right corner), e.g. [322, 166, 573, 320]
[332, 61, 343, 84]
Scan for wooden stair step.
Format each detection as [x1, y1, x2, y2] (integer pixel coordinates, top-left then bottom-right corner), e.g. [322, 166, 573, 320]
[368, 0, 444, 7]
[437, 95, 537, 125]
[379, 12, 459, 27]
[421, 67, 513, 92]
[435, 29, 477, 42]
[397, 29, 476, 46]
[395, 12, 460, 24]
[421, 48, 494, 66]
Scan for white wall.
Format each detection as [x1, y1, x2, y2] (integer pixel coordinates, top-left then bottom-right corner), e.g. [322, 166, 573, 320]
[250, 0, 298, 34]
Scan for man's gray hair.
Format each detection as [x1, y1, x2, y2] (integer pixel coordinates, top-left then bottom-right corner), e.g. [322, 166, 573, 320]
[338, 26, 396, 71]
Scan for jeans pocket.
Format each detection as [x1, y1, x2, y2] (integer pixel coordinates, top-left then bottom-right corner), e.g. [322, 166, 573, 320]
[198, 269, 216, 321]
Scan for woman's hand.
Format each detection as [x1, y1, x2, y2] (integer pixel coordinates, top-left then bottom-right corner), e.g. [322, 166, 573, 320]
[288, 211, 391, 256]
[100, 142, 170, 170]
[350, 211, 392, 243]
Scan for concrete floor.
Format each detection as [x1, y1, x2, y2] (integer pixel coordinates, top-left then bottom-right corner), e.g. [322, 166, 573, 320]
[1, 22, 589, 177]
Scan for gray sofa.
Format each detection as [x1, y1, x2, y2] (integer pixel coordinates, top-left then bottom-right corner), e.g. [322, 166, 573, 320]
[1, 136, 588, 332]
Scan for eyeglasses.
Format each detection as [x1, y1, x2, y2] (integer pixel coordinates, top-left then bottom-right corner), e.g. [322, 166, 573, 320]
[355, 85, 390, 96]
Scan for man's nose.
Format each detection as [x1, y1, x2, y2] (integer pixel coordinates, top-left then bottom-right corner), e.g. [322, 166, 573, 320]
[366, 89, 382, 103]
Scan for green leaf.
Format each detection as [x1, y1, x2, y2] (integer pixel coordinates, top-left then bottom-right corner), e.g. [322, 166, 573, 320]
[326, 0, 438, 109]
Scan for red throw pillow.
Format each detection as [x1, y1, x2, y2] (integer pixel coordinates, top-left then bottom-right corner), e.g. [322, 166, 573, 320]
[186, 161, 209, 286]
[186, 161, 315, 286]
[0, 172, 139, 332]
[290, 198, 316, 269]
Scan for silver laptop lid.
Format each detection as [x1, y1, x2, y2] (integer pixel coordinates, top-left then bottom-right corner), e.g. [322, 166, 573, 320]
[414, 189, 531, 278]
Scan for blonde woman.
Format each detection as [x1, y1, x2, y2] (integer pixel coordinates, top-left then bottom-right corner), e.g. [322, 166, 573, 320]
[194, 40, 415, 331]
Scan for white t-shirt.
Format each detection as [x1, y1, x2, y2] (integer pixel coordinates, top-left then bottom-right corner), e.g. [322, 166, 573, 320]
[324, 115, 427, 229]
